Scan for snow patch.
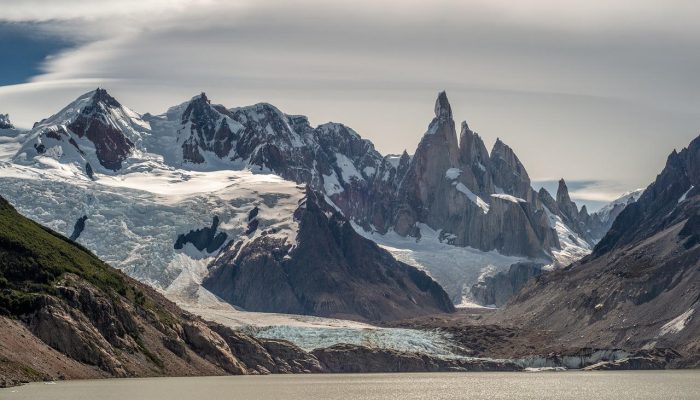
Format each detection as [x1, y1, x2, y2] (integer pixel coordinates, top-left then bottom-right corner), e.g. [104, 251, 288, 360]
[322, 172, 344, 195]
[544, 206, 591, 267]
[491, 193, 526, 203]
[334, 152, 363, 182]
[660, 308, 694, 336]
[445, 168, 461, 180]
[454, 182, 490, 214]
[678, 185, 694, 203]
[353, 222, 529, 305]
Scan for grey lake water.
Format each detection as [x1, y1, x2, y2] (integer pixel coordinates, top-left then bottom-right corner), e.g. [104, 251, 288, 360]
[1, 371, 699, 400]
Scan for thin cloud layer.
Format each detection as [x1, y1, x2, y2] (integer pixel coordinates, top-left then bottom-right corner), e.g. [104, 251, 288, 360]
[1, 0, 698, 194]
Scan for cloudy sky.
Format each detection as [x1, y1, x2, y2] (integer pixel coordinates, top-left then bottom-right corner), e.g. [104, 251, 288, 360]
[1, 0, 699, 209]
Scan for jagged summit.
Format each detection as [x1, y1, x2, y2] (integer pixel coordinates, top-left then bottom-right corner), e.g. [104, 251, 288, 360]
[556, 178, 573, 206]
[13, 89, 148, 173]
[90, 87, 121, 108]
[0, 88, 615, 312]
[595, 133, 700, 256]
[0, 113, 13, 129]
[434, 91, 453, 120]
[194, 92, 210, 103]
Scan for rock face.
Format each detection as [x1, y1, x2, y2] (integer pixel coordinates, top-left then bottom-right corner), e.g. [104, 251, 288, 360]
[311, 344, 521, 373]
[204, 188, 455, 322]
[391, 92, 561, 259]
[14, 89, 147, 173]
[174, 216, 228, 253]
[470, 262, 545, 307]
[497, 135, 700, 366]
[69, 215, 88, 241]
[0, 114, 13, 129]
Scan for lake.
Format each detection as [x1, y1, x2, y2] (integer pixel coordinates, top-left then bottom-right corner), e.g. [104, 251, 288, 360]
[2, 371, 698, 399]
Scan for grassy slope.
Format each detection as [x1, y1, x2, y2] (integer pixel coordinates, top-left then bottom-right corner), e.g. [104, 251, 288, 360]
[0, 196, 143, 316]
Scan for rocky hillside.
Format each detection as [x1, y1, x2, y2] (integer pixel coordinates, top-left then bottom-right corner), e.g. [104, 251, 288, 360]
[495, 135, 700, 366]
[470, 262, 545, 307]
[204, 188, 455, 321]
[0, 195, 331, 386]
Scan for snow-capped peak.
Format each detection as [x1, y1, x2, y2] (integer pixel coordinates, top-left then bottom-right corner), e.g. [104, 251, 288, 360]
[0, 113, 13, 129]
[12, 89, 150, 175]
[595, 188, 645, 224]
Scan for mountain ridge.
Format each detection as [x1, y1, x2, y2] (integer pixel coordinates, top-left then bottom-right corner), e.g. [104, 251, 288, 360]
[494, 134, 700, 366]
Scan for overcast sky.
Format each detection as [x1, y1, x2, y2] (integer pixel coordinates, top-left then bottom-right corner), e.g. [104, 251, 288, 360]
[1, 0, 699, 208]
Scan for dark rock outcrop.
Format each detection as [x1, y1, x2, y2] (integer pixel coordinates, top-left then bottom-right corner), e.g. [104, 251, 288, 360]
[174, 216, 228, 253]
[66, 89, 134, 171]
[179, 93, 237, 163]
[0, 114, 13, 129]
[312, 344, 522, 373]
[69, 215, 88, 241]
[471, 262, 545, 307]
[204, 188, 455, 321]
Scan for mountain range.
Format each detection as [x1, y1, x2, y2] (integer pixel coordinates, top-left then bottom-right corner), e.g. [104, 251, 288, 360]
[3, 89, 615, 307]
[0, 88, 697, 382]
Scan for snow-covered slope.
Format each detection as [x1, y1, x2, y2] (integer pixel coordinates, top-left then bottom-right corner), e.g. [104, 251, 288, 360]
[595, 188, 645, 224]
[354, 223, 529, 306]
[0, 163, 300, 290]
[13, 89, 150, 175]
[0, 114, 26, 161]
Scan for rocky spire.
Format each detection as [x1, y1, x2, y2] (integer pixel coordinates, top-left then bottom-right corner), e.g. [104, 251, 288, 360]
[422, 91, 459, 164]
[396, 150, 411, 182]
[489, 138, 531, 199]
[392, 92, 460, 235]
[556, 178, 580, 223]
[458, 121, 493, 195]
[0, 113, 13, 129]
[556, 178, 571, 203]
[459, 121, 490, 169]
[434, 90, 452, 120]
[537, 187, 559, 214]
[90, 88, 121, 108]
